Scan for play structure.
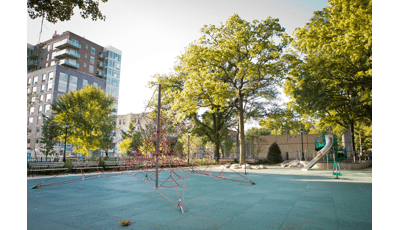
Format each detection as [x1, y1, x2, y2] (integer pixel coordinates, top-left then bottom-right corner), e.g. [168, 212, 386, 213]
[31, 112, 256, 213]
[302, 130, 347, 178]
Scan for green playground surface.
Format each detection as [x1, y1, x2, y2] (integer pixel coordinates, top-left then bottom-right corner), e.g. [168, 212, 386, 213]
[27, 166, 372, 230]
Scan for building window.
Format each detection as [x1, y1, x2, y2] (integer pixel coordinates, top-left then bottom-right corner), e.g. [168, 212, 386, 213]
[41, 56, 43, 61]
[36, 128, 40, 133]
[91, 47, 95, 54]
[37, 116, 41, 124]
[28, 78, 32, 85]
[85, 54, 87, 58]
[83, 79, 88, 87]
[35, 139, 39, 144]
[39, 105, 42, 112]
[84, 63, 86, 67]
[48, 72, 54, 82]
[28, 128, 32, 134]
[93, 82, 98, 88]
[51, 61, 56, 66]
[90, 56, 95, 64]
[86, 45, 88, 49]
[119, 120, 121, 125]
[33, 76, 38, 84]
[31, 96, 36, 102]
[42, 73, 47, 81]
[40, 95, 44, 102]
[30, 107, 34, 115]
[123, 119, 125, 125]
[46, 63, 48, 68]
[45, 104, 50, 113]
[46, 93, 52, 102]
[89, 65, 94, 73]
[47, 54, 49, 61]
[58, 72, 68, 92]
[41, 84, 45, 92]
[69, 76, 77, 92]
[27, 88, 32, 93]
[27, 139, 31, 144]
[29, 117, 33, 124]
[47, 45, 51, 51]
[48, 82, 53, 91]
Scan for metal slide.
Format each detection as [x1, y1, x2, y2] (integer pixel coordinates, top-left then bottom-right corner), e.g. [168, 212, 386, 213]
[302, 134, 334, 171]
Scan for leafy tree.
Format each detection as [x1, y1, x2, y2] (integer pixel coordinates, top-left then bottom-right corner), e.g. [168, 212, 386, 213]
[27, 0, 109, 24]
[51, 85, 116, 157]
[245, 127, 269, 158]
[267, 142, 283, 164]
[259, 104, 322, 135]
[285, 0, 372, 155]
[177, 133, 203, 159]
[117, 138, 132, 156]
[148, 74, 238, 162]
[98, 114, 116, 157]
[40, 114, 61, 161]
[190, 110, 237, 162]
[150, 14, 290, 165]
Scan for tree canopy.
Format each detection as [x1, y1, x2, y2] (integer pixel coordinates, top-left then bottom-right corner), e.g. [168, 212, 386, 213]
[40, 114, 62, 160]
[51, 85, 116, 157]
[27, 0, 109, 23]
[149, 14, 290, 164]
[284, 0, 372, 154]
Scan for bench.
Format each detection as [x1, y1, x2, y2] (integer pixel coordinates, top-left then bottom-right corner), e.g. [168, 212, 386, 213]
[219, 159, 236, 164]
[28, 162, 69, 176]
[72, 162, 102, 170]
[219, 158, 260, 164]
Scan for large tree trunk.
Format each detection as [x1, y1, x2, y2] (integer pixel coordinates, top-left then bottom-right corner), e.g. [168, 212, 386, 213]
[220, 143, 225, 159]
[238, 93, 246, 165]
[213, 114, 220, 163]
[350, 121, 356, 158]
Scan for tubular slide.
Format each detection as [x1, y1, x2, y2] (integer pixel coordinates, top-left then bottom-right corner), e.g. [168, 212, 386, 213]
[302, 134, 334, 171]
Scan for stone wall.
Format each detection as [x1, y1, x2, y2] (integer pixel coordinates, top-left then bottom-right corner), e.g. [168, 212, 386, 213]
[255, 134, 322, 160]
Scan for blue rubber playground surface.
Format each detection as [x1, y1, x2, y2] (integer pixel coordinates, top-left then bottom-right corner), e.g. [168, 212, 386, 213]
[27, 166, 372, 230]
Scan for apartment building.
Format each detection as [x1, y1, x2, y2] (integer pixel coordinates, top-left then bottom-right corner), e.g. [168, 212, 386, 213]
[27, 31, 122, 158]
[114, 113, 151, 154]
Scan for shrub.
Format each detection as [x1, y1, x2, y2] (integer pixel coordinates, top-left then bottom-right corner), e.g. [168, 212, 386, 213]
[65, 159, 73, 169]
[267, 142, 283, 164]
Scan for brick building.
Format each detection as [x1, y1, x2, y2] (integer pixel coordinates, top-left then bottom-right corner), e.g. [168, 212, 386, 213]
[27, 31, 122, 158]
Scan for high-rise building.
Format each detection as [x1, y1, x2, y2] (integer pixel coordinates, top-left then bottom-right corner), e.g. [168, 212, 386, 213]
[27, 31, 122, 158]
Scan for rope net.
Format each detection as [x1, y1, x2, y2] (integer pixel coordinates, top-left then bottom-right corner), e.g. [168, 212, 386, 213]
[32, 112, 255, 213]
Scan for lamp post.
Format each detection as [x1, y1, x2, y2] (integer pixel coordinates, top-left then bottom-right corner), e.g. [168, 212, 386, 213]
[187, 131, 191, 165]
[300, 128, 304, 161]
[63, 122, 69, 163]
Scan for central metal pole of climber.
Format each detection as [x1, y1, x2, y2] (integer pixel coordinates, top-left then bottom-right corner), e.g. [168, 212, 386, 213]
[155, 84, 161, 188]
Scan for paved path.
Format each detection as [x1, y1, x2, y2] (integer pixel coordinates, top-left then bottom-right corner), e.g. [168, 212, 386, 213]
[27, 166, 372, 229]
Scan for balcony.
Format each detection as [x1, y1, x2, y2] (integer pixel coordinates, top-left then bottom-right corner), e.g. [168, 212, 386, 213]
[27, 51, 39, 59]
[59, 59, 79, 69]
[27, 60, 38, 67]
[54, 49, 80, 59]
[54, 39, 82, 50]
[96, 71, 104, 78]
[97, 61, 106, 69]
[97, 53, 106, 60]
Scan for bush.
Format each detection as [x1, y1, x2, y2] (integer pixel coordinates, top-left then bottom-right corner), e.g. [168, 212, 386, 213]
[267, 142, 283, 164]
[65, 159, 73, 169]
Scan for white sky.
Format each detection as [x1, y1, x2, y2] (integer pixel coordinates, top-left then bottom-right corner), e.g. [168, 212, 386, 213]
[26, 0, 327, 115]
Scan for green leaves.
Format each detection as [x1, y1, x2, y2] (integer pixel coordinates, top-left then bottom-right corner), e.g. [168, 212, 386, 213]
[51, 85, 116, 157]
[27, 0, 109, 24]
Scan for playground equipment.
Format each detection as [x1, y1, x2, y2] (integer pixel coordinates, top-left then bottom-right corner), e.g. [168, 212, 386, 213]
[31, 114, 256, 213]
[302, 134, 334, 171]
[302, 130, 347, 178]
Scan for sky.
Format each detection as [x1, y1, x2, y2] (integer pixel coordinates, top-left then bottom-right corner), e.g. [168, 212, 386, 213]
[26, 0, 328, 116]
